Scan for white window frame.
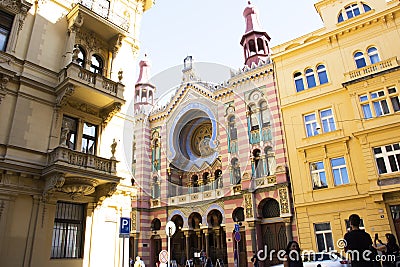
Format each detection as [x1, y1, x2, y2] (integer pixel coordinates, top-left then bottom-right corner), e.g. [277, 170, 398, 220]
[359, 87, 399, 119]
[331, 157, 349, 185]
[320, 108, 336, 133]
[373, 143, 400, 174]
[304, 113, 319, 137]
[310, 161, 327, 189]
[314, 223, 334, 252]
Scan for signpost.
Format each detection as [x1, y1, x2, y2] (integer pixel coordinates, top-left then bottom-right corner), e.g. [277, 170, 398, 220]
[120, 217, 131, 267]
[166, 221, 176, 267]
[234, 224, 240, 267]
[159, 250, 168, 264]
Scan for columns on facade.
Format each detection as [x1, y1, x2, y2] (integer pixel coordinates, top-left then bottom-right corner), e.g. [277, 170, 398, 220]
[65, 14, 83, 68]
[283, 218, 293, 243]
[203, 228, 210, 259]
[133, 233, 140, 258]
[196, 230, 202, 250]
[247, 221, 258, 253]
[215, 228, 221, 249]
[184, 230, 190, 261]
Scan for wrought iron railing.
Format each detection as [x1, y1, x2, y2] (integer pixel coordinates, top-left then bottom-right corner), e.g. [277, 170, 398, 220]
[77, 0, 130, 31]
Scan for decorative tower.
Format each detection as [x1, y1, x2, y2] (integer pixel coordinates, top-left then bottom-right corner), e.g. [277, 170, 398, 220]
[134, 55, 155, 114]
[240, 1, 271, 67]
[132, 56, 154, 262]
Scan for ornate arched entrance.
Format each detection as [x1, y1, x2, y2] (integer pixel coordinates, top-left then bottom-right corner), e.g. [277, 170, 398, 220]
[259, 198, 287, 266]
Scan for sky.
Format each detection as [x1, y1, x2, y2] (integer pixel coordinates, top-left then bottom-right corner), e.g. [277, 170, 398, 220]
[138, 0, 324, 96]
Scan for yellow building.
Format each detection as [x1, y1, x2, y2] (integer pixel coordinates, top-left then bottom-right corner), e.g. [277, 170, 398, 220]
[273, 0, 400, 252]
[0, 0, 152, 266]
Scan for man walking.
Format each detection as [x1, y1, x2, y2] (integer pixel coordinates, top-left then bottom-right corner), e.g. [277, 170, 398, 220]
[344, 214, 374, 267]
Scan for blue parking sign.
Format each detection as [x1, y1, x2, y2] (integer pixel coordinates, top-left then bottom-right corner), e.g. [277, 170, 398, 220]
[120, 217, 131, 235]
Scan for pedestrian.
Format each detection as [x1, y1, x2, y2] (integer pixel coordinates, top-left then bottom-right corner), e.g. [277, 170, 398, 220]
[205, 257, 213, 267]
[130, 257, 134, 267]
[374, 233, 400, 267]
[134, 256, 146, 267]
[251, 251, 259, 267]
[283, 241, 303, 267]
[343, 214, 374, 267]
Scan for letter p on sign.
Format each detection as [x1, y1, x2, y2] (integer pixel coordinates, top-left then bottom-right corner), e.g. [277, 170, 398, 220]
[120, 217, 131, 235]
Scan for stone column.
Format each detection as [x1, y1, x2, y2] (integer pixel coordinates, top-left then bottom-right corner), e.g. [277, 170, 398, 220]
[65, 14, 83, 68]
[215, 228, 220, 249]
[203, 229, 210, 259]
[284, 218, 293, 243]
[247, 221, 257, 253]
[196, 230, 202, 250]
[184, 230, 190, 261]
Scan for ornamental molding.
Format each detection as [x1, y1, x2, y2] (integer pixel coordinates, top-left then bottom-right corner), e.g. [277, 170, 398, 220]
[0, 74, 9, 104]
[76, 28, 107, 54]
[278, 187, 290, 214]
[67, 99, 98, 116]
[43, 172, 65, 202]
[244, 193, 253, 218]
[0, 0, 32, 15]
[56, 85, 74, 107]
[61, 177, 98, 200]
[101, 102, 122, 123]
[96, 182, 118, 205]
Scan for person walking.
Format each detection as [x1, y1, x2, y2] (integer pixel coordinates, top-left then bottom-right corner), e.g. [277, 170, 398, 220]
[283, 241, 303, 267]
[344, 214, 374, 267]
[134, 256, 146, 267]
[251, 251, 259, 267]
[374, 233, 400, 267]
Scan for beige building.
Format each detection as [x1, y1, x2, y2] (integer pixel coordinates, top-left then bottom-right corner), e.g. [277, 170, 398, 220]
[0, 0, 152, 266]
[273, 0, 400, 252]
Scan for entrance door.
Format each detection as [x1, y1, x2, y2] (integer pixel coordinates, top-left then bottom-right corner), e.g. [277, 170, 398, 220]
[390, 205, 400, 241]
[261, 223, 287, 266]
[151, 237, 162, 267]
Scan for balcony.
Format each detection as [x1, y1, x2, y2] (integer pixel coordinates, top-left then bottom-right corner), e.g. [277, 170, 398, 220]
[344, 57, 399, 84]
[42, 146, 120, 201]
[56, 62, 124, 121]
[68, 1, 129, 41]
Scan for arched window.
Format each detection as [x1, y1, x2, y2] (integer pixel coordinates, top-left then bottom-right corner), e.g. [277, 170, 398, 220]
[260, 101, 270, 127]
[203, 172, 210, 191]
[345, 4, 360, 19]
[354, 51, 366, 68]
[294, 72, 304, 92]
[248, 39, 256, 56]
[192, 175, 199, 193]
[305, 68, 316, 88]
[363, 3, 371, 12]
[367, 47, 380, 64]
[257, 38, 265, 53]
[337, 2, 372, 23]
[264, 147, 276, 176]
[148, 91, 153, 104]
[228, 115, 238, 140]
[317, 65, 328, 85]
[152, 176, 160, 198]
[215, 169, 223, 188]
[253, 149, 264, 178]
[231, 158, 241, 185]
[76, 45, 86, 68]
[338, 13, 344, 23]
[249, 105, 259, 130]
[261, 199, 280, 218]
[152, 138, 160, 171]
[90, 54, 103, 74]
